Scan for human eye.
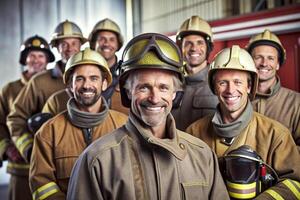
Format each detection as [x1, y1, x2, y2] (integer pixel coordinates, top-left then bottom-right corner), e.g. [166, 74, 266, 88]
[234, 80, 243, 85]
[160, 84, 170, 92]
[75, 76, 84, 82]
[137, 84, 149, 92]
[218, 80, 227, 86]
[90, 76, 99, 81]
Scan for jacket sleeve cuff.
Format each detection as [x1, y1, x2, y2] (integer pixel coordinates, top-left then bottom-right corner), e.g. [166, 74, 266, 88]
[15, 133, 33, 162]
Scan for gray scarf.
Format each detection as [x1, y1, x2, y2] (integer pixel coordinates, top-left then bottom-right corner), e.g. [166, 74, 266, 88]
[67, 97, 109, 128]
[212, 100, 253, 138]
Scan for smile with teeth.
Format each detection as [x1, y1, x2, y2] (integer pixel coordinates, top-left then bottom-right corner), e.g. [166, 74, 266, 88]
[102, 48, 111, 53]
[144, 106, 163, 112]
[81, 92, 94, 98]
[258, 68, 270, 73]
[224, 96, 239, 103]
[189, 53, 200, 57]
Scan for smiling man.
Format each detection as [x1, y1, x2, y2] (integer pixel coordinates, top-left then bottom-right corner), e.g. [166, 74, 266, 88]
[247, 29, 300, 151]
[29, 48, 127, 200]
[89, 18, 129, 114]
[0, 35, 54, 200]
[67, 33, 229, 200]
[186, 45, 300, 199]
[172, 16, 218, 131]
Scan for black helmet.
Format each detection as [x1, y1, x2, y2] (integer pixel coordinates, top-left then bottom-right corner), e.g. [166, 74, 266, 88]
[19, 35, 55, 65]
[221, 145, 278, 199]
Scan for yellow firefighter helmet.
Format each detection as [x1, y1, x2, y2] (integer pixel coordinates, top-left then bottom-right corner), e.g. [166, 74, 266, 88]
[208, 45, 258, 100]
[64, 48, 112, 86]
[247, 29, 286, 65]
[88, 18, 124, 50]
[50, 20, 87, 47]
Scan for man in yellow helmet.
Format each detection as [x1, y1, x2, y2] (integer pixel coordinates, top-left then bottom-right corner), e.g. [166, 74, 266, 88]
[67, 33, 229, 200]
[187, 45, 300, 199]
[172, 16, 218, 131]
[42, 18, 129, 117]
[88, 18, 128, 114]
[0, 35, 54, 200]
[7, 20, 86, 164]
[247, 29, 300, 151]
[29, 48, 127, 200]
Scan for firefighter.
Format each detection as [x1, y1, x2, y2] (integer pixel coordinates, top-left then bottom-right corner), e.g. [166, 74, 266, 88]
[6, 20, 86, 163]
[0, 35, 54, 200]
[88, 18, 128, 114]
[67, 33, 229, 200]
[247, 29, 300, 151]
[42, 18, 129, 117]
[172, 15, 218, 131]
[186, 45, 300, 199]
[29, 48, 127, 200]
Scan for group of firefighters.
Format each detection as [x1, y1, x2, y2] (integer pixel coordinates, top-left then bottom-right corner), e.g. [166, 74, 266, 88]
[0, 15, 299, 200]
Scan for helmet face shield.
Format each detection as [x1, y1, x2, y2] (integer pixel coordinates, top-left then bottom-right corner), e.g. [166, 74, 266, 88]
[225, 157, 260, 184]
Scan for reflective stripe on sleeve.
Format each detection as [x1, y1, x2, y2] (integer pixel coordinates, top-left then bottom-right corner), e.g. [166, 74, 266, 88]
[7, 162, 30, 169]
[282, 179, 300, 199]
[0, 138, 9, 151]
[265, 189, 284, 200]
[15, 133, 33, 155]
[32, 182, 60, 200]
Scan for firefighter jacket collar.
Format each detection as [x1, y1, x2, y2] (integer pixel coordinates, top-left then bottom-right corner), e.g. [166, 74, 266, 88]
[256, 75, 281, 98]
[185, 66, 208, 85]
[20, 71, 30, 85]
[126, 112, 187, 160]
[212, 100, 253, 138]
[67, 97, 109, 128]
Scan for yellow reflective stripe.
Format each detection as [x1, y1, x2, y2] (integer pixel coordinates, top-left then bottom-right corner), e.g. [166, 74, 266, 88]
[15, 133, 33, 155]
[32, 182, 60, 200]
[7, 162, 30, 169]
[265, 189, 284, 200]
[228, 191, 256, 199]
[18, 138, 33, 154]
[0, 138, 9, 150]
[292, 180, 300, 189]
[227, 181, 256, 190]
[282, 179, 300, 199]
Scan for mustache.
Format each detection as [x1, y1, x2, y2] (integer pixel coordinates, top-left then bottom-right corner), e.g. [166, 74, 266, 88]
[140, 100, 167, 107]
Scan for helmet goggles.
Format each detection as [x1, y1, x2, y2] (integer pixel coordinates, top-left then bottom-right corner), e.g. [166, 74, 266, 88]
[120, 33, 184, 77]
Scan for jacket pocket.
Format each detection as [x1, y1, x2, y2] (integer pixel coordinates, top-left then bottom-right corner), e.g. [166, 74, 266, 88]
[181, 181, 209, 200]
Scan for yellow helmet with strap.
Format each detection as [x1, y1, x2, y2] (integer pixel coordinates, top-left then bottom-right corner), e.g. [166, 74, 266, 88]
[64, 48, 112, 86]
[247, 29, 286, 65]
[209, 45, 258, 100]
[88, 18, 123, 50]
[50, 20, 87, 47]
[176, 16, 213, 54]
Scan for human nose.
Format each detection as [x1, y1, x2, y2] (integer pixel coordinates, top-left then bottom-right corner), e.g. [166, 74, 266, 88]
[148, 88, 160, 104]
[226, 82, 236, 93]
[83, 79, 92, 88]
